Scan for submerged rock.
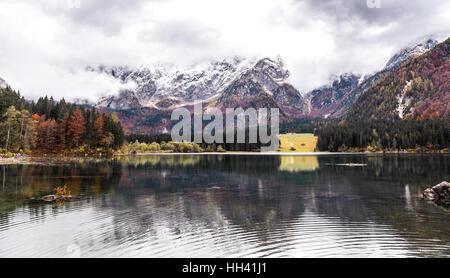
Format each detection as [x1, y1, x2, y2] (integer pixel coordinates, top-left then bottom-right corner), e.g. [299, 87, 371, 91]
[423, 181, 450, 205]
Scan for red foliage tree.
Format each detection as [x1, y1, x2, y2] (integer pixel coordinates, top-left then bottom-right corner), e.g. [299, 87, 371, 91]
[36, 117, 57, 150]
[57, 119, 67, 150]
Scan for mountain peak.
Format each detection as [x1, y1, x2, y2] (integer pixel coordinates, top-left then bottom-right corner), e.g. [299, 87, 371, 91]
[383, 37, 438, 71]
[92, 56, 293, 110]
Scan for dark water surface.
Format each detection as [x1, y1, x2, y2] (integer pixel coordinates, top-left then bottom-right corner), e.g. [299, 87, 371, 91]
[0, 154, 449, 258]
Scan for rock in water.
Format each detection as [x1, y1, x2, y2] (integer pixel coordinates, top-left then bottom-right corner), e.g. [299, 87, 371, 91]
[423, 188, 439, 201]
[423, 181, 450, 205]
[40, 195, 58, 202]
[432, 182, 450, 204]
[38, 194, 74, 202]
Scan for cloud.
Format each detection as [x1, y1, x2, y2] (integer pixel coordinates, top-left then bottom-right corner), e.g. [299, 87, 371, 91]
[0, 0, 448, 100]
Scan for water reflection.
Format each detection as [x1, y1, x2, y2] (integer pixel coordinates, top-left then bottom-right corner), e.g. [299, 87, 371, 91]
[279, 156, 319, 172]
[0, 154, 449, 257]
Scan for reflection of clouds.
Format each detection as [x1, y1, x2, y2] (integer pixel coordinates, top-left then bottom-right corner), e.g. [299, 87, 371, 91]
[286, 210, 411, 258]
[1, 155, 450, 257]
[161, 171, 167, 179]
[404, 184, 413, 211]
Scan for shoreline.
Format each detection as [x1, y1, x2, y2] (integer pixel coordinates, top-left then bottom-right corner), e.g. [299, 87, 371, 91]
[0, 156, 31, 165]
[0, 151, 447, 165]
[114, 151, 449, 156]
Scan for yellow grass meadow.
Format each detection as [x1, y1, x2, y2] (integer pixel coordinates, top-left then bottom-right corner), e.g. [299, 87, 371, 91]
[278, 133, 318, 152]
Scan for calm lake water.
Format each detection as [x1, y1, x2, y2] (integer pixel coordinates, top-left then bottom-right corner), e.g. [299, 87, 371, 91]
[0, 154, 449, 258]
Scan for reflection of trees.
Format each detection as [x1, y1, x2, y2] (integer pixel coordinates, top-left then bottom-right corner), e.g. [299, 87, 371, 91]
[1, 154, 449, 256]
[310, 154, 450, 251]
[0, 159, 123, 219]
[104, 154, 450, 252]
[320, 154, 450, 185]
[105, 155, 306, 246]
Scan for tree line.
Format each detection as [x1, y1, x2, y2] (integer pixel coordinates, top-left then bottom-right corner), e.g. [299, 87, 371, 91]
[0, 86, 124, 154]
[125, 126, 277, 152]
[317, 119, 449, 152]
[280, 118, 331, 135]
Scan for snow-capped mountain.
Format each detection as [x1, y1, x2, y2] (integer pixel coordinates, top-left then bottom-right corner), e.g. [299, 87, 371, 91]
[302, 37, 440, 118]
[218, 57, 303, 114]
[302, 73, 361, 118]
[93, 57, 261, 109]
[87, 36, 443, 133]
[0, 77, 8, 89]
[345, 37, 449, 120]
[384, 38, 438, 71]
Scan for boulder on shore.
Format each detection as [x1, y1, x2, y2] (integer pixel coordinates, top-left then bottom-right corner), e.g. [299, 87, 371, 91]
[423, 181, 450, 205]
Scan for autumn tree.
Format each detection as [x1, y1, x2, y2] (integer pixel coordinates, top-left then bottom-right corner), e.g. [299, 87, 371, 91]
[29, 114, 40, 149]
[57, 119, 67, 151]
[0, 87, 125, 153]
[45, 119, 58, 150]
[36, 117, 57, 150]
[67, 109, 86, 148]
[93, 115, 107, 147]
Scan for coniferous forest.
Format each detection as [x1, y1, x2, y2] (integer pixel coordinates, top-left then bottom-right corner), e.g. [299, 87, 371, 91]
[0, 86, 124, 155]
[316, 119, 449, 152]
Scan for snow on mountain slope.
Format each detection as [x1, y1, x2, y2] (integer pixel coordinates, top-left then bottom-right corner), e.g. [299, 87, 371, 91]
[303, 73, 361, 118]
[218, 57, 303, 114]
[345, 37, 450, 121]
[383, 38, 438, 71]
[90, 36, 441, 122]
[93, 57, 259, 109]
[302, 37, 440, 118]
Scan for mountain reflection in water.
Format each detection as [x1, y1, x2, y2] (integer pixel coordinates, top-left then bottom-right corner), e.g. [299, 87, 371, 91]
[0, 154, 449, 257]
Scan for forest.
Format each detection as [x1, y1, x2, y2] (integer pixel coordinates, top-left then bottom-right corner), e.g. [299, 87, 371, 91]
[346, 38, 449, 121]
[125, 128, 273, 152]
[2, 83, 448, 155]
[280, 118, 331, 135]
[0, 86, 124, 155]
[317, 119, 449, 152]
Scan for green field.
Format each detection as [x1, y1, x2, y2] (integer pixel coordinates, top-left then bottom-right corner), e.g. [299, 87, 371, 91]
[278, 133, 318, 152]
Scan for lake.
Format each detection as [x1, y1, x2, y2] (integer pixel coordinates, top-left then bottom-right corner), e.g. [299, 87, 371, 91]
[0, 154, 449, 258]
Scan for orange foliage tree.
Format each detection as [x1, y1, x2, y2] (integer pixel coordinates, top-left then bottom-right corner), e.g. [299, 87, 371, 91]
[93, 115, 107, 147]
[67, 109, 86, 148]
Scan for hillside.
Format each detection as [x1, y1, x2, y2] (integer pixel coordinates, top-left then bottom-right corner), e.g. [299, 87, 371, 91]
[346, 38, 449, 121]
[303, 38, 439, 118]
[1, 38, 444, 135]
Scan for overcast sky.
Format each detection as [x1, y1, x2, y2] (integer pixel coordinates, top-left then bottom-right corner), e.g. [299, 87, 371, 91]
[0, 0, 448, 102]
